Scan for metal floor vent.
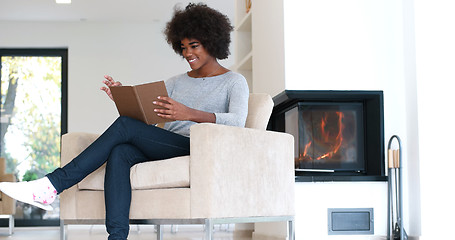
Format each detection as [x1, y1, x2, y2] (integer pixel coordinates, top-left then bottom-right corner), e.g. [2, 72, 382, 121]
[328, 208, 374, 235]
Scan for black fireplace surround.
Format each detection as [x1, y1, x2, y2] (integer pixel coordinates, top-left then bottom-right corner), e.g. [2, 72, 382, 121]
[268, 90, 387, 182]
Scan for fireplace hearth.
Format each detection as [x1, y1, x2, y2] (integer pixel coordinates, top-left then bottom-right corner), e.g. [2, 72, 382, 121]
[269, 90, 386, 182]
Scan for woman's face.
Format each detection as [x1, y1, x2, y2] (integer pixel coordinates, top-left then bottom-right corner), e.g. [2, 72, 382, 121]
[181, 38, 215, 70]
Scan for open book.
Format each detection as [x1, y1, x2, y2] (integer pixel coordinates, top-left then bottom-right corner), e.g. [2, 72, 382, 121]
[109, 81, 173, 125]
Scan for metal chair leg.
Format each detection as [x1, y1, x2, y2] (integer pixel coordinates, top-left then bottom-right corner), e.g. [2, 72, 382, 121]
[205, 219, 213, 240]
[60, 220, 67, 240]
[156, 225, 163, 240]
[171, 224, 179, 234]
[288, 219, 295, 240]
[0, 215, 14, 235]
[8, 215, 14, 235]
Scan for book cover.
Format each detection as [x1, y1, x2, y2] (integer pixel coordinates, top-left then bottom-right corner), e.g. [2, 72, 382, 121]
[109, 81, 173, 125]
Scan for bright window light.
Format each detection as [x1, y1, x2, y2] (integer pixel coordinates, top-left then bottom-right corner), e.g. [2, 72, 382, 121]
[56, 0, 71, 4]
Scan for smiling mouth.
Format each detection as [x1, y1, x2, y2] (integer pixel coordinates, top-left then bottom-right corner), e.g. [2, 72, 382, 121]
[188, 58, 197, 63]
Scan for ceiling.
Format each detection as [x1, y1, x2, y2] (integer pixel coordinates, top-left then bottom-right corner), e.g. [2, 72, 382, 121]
[0, 0, 233, 23]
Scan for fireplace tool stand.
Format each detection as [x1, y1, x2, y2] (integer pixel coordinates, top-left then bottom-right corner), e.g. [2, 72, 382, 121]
[387, 135, 408, 240]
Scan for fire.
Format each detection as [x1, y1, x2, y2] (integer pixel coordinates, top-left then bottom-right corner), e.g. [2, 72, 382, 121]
[300, 111, 345, 161]
[303, 141, 312, 156]
[333, 111, 345, 154]
[321, 115, 329, 142]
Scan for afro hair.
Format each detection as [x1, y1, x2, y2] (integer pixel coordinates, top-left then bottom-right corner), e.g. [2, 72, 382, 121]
[164, 3, 233, 60]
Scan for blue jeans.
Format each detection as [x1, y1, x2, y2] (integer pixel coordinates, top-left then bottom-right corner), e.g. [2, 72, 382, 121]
[47, 116, 190, 240]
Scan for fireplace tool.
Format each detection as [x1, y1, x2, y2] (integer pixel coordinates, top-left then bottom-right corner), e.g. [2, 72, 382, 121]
[387, 135, 408, 240]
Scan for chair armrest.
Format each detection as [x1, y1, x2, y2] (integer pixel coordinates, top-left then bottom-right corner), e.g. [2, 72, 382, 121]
[61, 132, 100, 167]
[0, 174, 15, 182]
[189, 123, 295, 219]
[60, 132, 99, 219]
[0, 174, 16, 215]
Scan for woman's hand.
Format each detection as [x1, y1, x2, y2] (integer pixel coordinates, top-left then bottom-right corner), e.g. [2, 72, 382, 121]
[153, 96, 193, 121]
[153, 96, 216, 123]
[101, 75, 122, 101]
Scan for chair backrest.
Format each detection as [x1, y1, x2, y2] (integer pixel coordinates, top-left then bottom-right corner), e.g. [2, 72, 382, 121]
[245, 93, 274, 130]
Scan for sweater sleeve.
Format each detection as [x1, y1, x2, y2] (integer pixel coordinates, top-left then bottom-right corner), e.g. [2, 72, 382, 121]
[214, 76, 250, 127]
[164, 76, 176, 96]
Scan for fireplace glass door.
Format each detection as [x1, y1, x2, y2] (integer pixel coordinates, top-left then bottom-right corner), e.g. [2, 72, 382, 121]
[287, 102, 365, 172]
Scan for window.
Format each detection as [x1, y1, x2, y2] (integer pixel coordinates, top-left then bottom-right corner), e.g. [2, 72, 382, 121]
[0, 49, 68, 226]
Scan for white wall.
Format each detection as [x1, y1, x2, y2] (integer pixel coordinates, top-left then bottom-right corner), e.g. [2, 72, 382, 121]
[0, 20, 234, 134]
[414, 1, 455, 239]
[281, 0, 420, 238]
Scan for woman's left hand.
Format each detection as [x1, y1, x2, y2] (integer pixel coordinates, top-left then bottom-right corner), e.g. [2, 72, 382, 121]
[153, 96, 194, 121]
[101, 75, 122, 101]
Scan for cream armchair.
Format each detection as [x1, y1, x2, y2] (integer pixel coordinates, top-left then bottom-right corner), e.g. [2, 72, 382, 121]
[0, 157, 16, 235]
[59, 93, 295, 240]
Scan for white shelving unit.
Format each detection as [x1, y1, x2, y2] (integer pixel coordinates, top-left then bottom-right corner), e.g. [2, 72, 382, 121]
[233, 0, 285, 96]
[234, 1, 253, 91]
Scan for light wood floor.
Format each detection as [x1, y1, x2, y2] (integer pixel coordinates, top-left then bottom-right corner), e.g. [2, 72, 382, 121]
[0, 225, 251, 240]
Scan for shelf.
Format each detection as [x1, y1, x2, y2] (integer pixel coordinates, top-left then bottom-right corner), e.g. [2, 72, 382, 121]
[234, 0, 253, 93]
[236, 11, 252, 32]
[237, 51, 252, 70]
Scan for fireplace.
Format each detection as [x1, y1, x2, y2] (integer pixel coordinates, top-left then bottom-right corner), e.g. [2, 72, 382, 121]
[269, 90, 386, 182]
[291, 102, 365, 171]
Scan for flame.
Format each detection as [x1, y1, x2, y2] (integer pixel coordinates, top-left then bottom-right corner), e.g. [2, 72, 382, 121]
[316, 152, 331, 160]
[303, 140, 312, 156]
[332, 112, 344, 154]
[300, 111, 345, 162]
[321, 115, 329, 142]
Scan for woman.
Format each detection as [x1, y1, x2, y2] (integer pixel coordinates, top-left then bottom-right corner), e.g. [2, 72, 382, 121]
[0, 3, 249, 240]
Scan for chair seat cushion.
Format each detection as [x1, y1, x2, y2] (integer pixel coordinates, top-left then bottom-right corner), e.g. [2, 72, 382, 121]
[77, 156, 190, 190]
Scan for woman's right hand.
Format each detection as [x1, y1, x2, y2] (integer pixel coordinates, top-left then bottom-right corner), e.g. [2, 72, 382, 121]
[101, 75, 122, 101]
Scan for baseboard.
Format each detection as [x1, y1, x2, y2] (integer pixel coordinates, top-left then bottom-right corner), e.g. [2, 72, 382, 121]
[369, 236, 419, 240]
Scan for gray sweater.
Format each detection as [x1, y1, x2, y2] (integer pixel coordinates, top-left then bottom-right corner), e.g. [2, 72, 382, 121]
[163, 71, 249, 137]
